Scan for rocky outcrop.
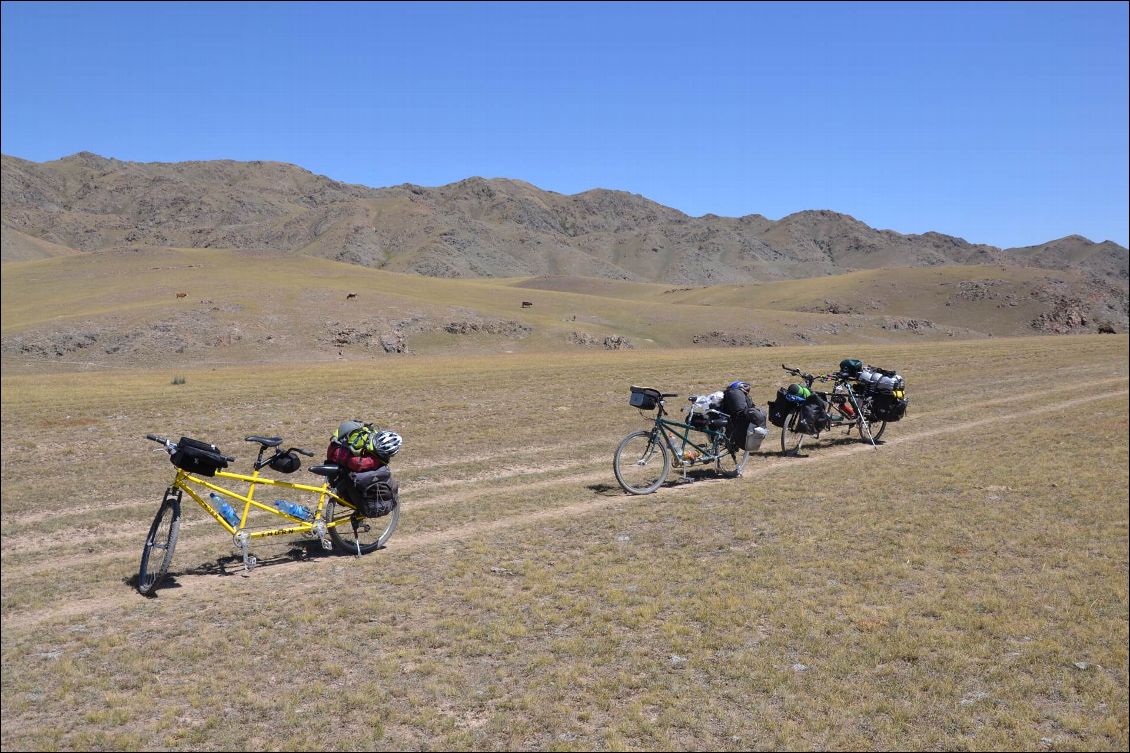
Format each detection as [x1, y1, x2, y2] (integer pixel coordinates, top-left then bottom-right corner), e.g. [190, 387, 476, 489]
[1030, 299, 1090, 333]
[691, 331, 778, 347]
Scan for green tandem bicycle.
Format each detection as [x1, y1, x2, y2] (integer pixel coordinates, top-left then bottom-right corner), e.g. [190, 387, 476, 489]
[613, 386, 754, 495]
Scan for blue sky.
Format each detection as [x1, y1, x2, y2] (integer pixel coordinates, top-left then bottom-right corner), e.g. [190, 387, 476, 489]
[2, 1, 1127, 248]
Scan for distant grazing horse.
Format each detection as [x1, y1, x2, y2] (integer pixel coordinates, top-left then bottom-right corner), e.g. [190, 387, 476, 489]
[521, 301, 533, 308]
[346, 293, 357, 300]
[175, 292, 187, 298]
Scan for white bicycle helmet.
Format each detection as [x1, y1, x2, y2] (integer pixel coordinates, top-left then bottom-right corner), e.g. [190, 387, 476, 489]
[367, 430, 402, 460]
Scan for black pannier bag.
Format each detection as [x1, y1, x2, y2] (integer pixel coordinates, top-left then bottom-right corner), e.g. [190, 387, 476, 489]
[171, 436, 228, 477]
[796, 397, 830, 435]
[629, 386, 660, 410]
[338, 466, 400, 518]
[809, 397, 832, 432]
[690, 411, 728, 432]
[869, 394, 908, 422]
[767, 388, 794, 428]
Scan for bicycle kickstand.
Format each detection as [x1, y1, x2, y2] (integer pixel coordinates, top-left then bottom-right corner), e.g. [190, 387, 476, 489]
[314, 519, 332, 552]
[352, 516, 362, 557]
[236, 531, 257, 573]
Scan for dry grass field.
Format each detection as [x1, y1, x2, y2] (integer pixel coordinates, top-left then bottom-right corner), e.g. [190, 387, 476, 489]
[4, 248, 1117, 377]
[1, 335, 1127, 750]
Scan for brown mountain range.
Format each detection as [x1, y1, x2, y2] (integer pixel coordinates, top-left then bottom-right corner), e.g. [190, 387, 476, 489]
[3, 152, 1126, 287]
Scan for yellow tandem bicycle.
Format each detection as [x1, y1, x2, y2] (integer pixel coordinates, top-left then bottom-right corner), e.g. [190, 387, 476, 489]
[138, 433, 399, 595]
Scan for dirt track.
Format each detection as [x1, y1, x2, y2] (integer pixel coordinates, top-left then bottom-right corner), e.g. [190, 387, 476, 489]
[6, 380, 1125, 632]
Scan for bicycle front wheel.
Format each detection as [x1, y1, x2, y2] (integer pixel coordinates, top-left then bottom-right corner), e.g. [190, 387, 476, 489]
[780, 412, 808, 455]
[328, 500, 400, 555]
[137, 494, 181, 595]
[613, 430, 671, 495]
[715, 437, 750, 477]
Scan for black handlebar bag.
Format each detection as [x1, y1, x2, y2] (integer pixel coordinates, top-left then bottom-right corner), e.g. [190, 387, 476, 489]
[170, 436, 229, 477]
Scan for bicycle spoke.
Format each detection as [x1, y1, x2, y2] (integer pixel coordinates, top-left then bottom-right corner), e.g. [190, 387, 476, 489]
[328, 498, 399, 555]
[137, 495, 181, 595]
[614, 430, 670, 494]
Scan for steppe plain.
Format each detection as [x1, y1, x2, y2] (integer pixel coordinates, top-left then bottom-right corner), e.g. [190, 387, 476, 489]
[2, 153, 1128, 750]
[2, 248, 1128, 751]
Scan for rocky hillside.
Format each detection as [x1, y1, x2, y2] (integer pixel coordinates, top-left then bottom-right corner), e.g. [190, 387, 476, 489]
[2, 152, 1126, 287]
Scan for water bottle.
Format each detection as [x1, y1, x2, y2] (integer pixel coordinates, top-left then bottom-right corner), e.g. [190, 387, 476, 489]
[210, 492, 240, 527]
[275, 499, 312, 521]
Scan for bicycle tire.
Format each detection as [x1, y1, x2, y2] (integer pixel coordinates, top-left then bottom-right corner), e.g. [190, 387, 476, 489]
[714, 436, 750, 477]
[613, 429, 671, 495]
[780, 411, 808, 455]
[327, 499, 400, 555]
[867, 419, 887, 442]
[856, 395, 887, 443]
[137, 495, 181, 595]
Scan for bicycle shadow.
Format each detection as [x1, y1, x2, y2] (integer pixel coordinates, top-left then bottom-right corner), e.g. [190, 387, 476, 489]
[126, 542, 335, 597]
[589, 467, 738, 496]
[189, 542, 337, 576]
[779, 433, 885, 458]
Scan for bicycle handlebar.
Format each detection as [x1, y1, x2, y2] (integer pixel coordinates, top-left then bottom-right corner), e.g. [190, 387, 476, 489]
[781, 365, 834, 385]
[144, 433, 235, 462]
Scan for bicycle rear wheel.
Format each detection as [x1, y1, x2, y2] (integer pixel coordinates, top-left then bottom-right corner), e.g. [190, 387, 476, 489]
[855, 395, 887, 443]
[780, 411, 809, 455]
[613, 429, 671, 495]
[327, 500, 400, 555]
[137, 494, 181, 595]
[863, 419, 887, 442]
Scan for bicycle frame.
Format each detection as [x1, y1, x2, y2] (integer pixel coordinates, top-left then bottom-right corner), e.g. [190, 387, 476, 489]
[174, 466, 345, 538]
[650, 407, 732, 467]
[820, 381, 870, 430]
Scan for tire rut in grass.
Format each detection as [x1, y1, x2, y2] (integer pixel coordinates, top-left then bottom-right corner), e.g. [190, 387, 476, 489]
[4, 387, 1126, 631]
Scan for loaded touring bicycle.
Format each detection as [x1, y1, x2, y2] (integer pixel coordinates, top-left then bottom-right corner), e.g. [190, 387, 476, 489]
[612, 386, 762, 494]
[138, 433, 399, 594]
[768, 362, 908, 455]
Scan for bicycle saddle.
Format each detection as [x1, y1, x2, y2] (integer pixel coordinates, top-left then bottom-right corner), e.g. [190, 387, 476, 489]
[245, 435, 283, 447]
